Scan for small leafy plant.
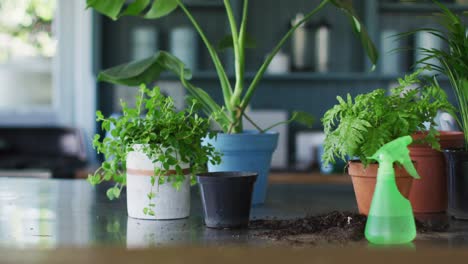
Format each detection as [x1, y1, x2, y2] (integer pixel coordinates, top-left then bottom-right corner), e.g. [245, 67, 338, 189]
[88, 84, 221, 215]
[322, 69, 455, 166]
[87, 0, 377, 134]
[403, 0, 468, 150]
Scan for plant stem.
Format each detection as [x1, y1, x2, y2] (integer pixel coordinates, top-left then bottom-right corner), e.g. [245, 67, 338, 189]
[261, 121, 290, 133]
[228, 0, 249, 134]
[441, 61, 468, 150]
[177, 0, 234, 112]
[230, 0, 248, 106]
[243, 112, 262, 132]
[227, 107, 244, 134]
[224, 0, 242, 108]
[239, 0, 329, 113]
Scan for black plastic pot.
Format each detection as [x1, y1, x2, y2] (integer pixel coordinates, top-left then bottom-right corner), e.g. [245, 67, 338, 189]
[444, 148, 468, 219]
[197, 172, 258, 229]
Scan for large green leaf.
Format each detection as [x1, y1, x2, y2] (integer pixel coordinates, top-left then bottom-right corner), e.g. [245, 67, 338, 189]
[330, 0, 379, 69]
[145, 0, 178, 19]
[290, 111, 314, 128]
[86, 0, 126, 20]
[98, 51, 192, 86]
[121, 0, 151, 16]
[88, 0, 178, 20]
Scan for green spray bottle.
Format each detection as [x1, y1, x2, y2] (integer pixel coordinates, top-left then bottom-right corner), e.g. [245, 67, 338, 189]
[365, 135, 420, 245]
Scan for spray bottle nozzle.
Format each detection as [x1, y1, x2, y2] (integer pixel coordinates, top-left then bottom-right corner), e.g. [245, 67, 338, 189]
[369, 135, 420, 179]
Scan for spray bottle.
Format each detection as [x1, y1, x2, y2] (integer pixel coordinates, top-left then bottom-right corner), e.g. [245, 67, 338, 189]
[365, 135, 420, 245]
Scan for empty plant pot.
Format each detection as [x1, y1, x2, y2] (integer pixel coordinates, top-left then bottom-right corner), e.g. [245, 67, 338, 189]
[348, 161, 414, 215]
[197, 172, 258, 229]
[444, 148, 468, 220]
[203, 131, 278, 205]
[409, 131, 465, 213]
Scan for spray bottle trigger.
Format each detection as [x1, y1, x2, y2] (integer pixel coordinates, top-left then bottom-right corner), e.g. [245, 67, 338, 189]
[401, 158, 420, 179]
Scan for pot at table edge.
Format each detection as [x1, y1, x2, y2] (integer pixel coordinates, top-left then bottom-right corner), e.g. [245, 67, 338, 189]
[409, 131, 465, 213]
[126, 145, 191, 220]
[444, 147, 468, 220]
[197, 172, 258, 229]
[348, 161, 414, 216]
[203, 131, 278, 205]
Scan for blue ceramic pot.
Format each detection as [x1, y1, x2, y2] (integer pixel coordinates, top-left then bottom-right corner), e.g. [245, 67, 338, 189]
[204, 131, 279, 205]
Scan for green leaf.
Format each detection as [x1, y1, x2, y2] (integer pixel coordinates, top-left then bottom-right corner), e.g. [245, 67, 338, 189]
[112, 187, 121, 199]
[144, 0, 178, 19]
[96, 110, 104, 120]
[180, 76, 231, 130]
[98, 51, 192, 86]
[87, 174, 100, 185]
[102, 120, 111, 131]
[290, 111, 315, 128]
[147, 192, 156, 199]
[330, 0, 378, 69]
[217, 34, 257, 51]
[106, 188, 116, 200]
[86, 0, 126, 20]
[105, 186, 121, 200]
[121, 0, 151, 16]
[88, 0, 177, 19]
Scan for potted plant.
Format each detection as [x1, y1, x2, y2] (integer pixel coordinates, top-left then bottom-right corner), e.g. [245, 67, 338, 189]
[88, 85, 221, 220]
[321, 69, 454, 215]
[408, 130, 464, 213]
[86, 0, 378, 204]
[408, 1, 468, 218]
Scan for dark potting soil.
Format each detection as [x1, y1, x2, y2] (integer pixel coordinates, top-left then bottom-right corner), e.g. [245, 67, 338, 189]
[249, 211, 449, 245]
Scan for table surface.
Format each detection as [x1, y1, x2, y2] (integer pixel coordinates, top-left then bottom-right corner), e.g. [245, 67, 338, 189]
[1, 177, 468, 249]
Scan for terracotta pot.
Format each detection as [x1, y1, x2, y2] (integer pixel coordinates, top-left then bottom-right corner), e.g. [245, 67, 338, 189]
[348, 161, 414, 215]
[408, 131, 465, 213]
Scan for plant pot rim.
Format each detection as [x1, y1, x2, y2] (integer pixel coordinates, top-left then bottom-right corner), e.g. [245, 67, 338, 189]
[347, 160, 414, 178]
[126, 167, 191, 177]
[347, 160, 378, 167]
[444, 148, 468, 153]
[197, 171, 258, 179]
[411, 131, 465, 149]
[212, 130, 279, 136]
[411, 131, 465, 139]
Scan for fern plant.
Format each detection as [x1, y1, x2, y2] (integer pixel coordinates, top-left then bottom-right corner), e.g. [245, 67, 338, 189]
[322, 69, 455, 166]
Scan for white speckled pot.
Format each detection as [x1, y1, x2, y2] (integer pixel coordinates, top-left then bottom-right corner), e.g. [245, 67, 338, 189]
[126, 145, 190, 220]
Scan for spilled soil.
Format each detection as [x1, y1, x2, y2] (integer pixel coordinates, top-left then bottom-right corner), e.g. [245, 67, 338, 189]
[249, 211, 449, 246]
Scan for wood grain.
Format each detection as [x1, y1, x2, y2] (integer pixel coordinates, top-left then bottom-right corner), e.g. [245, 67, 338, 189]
[1, 246, 467, 264]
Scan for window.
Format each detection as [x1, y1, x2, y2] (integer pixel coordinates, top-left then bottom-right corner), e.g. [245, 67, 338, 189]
[0, 0, 57, 110]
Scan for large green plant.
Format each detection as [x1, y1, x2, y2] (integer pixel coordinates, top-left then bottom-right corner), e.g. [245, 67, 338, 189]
[87, 0, 378, 134]
[88, 85, 220, 215]
[403, 1, 468, 150]
[322, 69, 455, 166]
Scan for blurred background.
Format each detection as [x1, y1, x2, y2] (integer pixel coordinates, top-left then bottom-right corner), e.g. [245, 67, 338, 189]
[0, 0, 466, 178]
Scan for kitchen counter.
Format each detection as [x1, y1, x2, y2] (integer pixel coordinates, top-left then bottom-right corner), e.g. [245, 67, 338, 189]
[0, 177, 467, 250]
